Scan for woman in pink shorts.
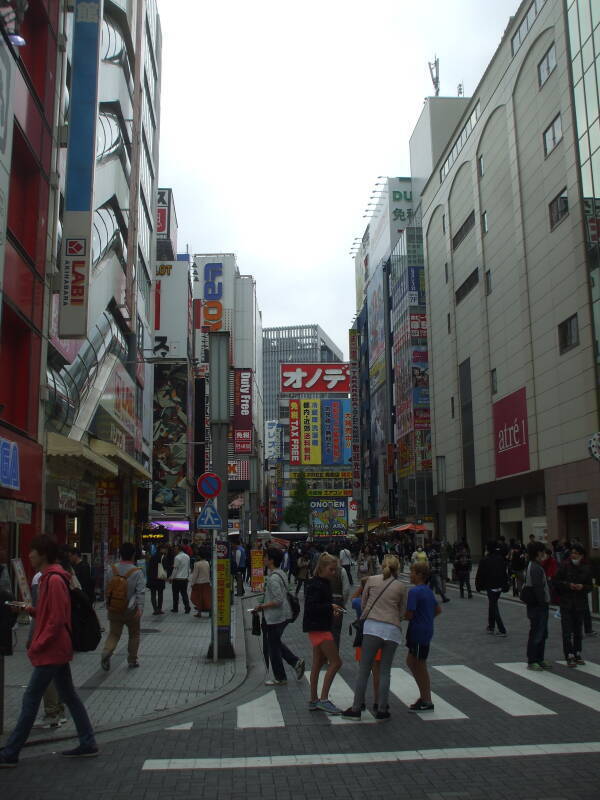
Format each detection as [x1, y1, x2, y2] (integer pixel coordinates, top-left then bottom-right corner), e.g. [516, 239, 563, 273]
[302, 553, 343, 714]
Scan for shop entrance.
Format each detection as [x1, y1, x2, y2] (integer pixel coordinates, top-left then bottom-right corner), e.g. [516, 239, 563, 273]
[558, 503, 588, 547]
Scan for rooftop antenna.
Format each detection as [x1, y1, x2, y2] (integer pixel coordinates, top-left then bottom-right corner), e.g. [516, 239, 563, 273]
[457, 82, 464, 97]
[429, 55, 440, 96]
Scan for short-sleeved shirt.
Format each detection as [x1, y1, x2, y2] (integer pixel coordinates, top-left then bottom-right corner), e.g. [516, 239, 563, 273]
[406, 584, 438, 645]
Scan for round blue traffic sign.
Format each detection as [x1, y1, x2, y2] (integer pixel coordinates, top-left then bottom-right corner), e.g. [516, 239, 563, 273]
[197, 472, 222, 498]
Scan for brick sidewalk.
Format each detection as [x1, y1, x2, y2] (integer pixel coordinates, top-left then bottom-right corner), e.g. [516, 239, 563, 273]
[1, 591, 245, 740]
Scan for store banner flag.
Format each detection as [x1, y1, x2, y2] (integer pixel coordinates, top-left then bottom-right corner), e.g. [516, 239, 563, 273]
[289, 400, 301, 466]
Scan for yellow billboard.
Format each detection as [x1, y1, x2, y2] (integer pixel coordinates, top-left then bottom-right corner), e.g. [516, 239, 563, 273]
[301, 399, 322, 465]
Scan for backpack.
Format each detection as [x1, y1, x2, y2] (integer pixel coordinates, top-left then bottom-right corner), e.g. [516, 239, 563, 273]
[106, 565, 138, 615]
[58, 575, 102, 652]
[274, 572, 301, 622]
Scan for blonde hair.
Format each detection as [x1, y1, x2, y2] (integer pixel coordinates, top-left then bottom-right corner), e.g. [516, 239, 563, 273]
[315, 552, 338, 576]
[382, 554, 400, 580]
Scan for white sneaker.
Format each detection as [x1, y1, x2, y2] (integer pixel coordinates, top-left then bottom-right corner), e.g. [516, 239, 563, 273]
[264, 679, 287, 686]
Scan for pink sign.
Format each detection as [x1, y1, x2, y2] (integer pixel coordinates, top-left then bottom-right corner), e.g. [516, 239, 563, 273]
[493, 387, 530, 479]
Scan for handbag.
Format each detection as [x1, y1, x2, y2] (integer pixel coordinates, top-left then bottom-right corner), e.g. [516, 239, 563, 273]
[251, 610, 261, 636]
[351, 577, 398, 647]
[157, 562, 167, 581]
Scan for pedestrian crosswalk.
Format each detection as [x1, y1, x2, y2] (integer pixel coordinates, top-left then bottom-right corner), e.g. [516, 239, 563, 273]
[230, 660, 600, 729]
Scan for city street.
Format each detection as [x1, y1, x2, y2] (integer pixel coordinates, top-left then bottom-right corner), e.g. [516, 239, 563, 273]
[1, 580, 599, 799]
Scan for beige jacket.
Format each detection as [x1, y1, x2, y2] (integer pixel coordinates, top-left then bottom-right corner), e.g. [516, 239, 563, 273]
[361, 574, 407, 628]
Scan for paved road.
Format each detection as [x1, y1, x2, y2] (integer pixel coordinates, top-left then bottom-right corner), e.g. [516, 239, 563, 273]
[1, 578, 600, 799]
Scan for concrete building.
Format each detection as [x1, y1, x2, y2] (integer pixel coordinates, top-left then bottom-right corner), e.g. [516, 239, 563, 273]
[421, 0, 600, 556]
[262, 325, 342, 422]
[43, 1, 161, 566]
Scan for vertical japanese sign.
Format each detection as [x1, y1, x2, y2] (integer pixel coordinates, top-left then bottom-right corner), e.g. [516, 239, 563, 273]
[331, 400, 342, 465]
[301, 399, 321, 465]
[322, 399, 334, 466]
[59, 0, 104, 338]
[289, 400, 301, 465]
[233, 368, 253, 454]
[216, 557, 231, 628]
[250, 549, 265, 592]
[342, 398, 352, 465]
[349, 330, 361, 499]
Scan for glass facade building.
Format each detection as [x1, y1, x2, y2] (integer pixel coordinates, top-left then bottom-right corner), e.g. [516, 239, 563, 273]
[567, 0, 600, 402]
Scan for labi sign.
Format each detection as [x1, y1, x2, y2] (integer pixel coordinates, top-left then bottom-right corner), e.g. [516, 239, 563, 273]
[492, 387, 530, 479]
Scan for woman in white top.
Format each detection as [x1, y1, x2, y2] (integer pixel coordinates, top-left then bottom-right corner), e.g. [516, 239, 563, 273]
[342, 555, 407, 721]
[189, 549, 211, 618]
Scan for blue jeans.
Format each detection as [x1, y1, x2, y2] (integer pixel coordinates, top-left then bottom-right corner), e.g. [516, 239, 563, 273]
[526, 604, 549, 664]
[1, 663, 96, 760]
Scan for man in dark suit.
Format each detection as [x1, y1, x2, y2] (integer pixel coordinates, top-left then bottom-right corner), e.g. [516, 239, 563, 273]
[68, 548, 95, 604]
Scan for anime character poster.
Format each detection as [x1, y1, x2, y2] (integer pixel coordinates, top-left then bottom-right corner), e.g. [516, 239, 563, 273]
[152, 364, 188, 514]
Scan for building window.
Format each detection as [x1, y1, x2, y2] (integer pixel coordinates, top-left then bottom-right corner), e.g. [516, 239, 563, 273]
[549, 188, 568, 229]
[455, 268, 479, 305]
[447, 313, 451, 334]
[439, 101, 482, 183]
[478, 155, 484, 177]
[511, 0, 547, 57]
[482, 211, 489, 233]
[485, 269, 492, 295]
[543, 114, 562, 156]
[451, 396, 455, 419]
[558, 313, 579, 353]
[452, 210, 476, 251]
[442, 213, 446, 234]
[538, 43, 556, 87]
[444, 262, 449, 283]
[490, 368, 498, 395]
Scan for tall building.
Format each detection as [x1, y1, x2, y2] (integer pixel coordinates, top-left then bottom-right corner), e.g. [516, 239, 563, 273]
[42, 1, 161, 568]
[422, 0, 600, 556]
[263, 325, 343, 422]
[0, 2, 61, 568]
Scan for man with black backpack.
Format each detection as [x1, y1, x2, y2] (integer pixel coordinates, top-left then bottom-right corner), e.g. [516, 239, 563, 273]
[101, 542, 145, 671]
[0, 535, 98, 767]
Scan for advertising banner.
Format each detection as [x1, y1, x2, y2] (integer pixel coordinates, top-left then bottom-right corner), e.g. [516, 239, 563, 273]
[59, 0, 103, 338]
[227, 460, 250, 481]
[289, 470, 352, 479]
[310, 499, 348, 533]
[349, 329, 361, 498]
[250, 549, 265, 592]
[153, 261, 190, 358]
[493, 387, 530, 479]
[217, 556, 231, 628]
[152, 364, 187, 515]
[233, 368, 253, 454]
[280, 363, 350, 393]
[322, 399, 334, 466]
[301, 399, 321, 465]
[197, 254, 236, 336]
[410, 313, 428, 344]
[367, 262, 385, 390]
[399, 265, 426, 307]
[289, 400, 301, 465]
[341, 398, 352, 465]
[415, 429, 432, 471]
[398, 434, 413, 479]
[265, 420, 281, 460]
[414, 408, 431, 430]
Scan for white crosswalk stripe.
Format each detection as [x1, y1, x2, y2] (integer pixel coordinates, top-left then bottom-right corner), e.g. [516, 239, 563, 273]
[389, 668, 468, 720]
[434, 665, 555, 716]
[498, 662, 600, 712]
[165, 721, 194, 730]
[303, 671, 377, 723]
[556, 660, 600, 679]
[237, 690, 285, 728]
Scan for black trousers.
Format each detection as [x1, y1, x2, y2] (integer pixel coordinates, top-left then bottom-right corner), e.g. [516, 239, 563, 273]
[526, 604, 548, 664]
[457, 571, 472, 597]
[171, 579, 190, 611]
[486, 590, 506, 634]
[150, 585, 164, 612]
[560, 607, 584, 658]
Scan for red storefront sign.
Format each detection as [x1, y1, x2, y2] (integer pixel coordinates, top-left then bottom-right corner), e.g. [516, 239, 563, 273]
[280, 363, 350, 393]
[233, 369, 253, 454]
[492, 387, 530, 479]
[289, 399, 301, 465]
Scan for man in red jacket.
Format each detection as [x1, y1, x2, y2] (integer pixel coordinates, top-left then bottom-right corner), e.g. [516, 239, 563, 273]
[0, 535, 98, 767]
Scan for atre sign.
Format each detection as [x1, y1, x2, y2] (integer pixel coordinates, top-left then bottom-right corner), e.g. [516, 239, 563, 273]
[492, 387, 530, 479]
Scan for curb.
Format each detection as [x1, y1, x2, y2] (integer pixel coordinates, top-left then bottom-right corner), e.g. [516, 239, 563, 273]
[20, 601, 249, 749]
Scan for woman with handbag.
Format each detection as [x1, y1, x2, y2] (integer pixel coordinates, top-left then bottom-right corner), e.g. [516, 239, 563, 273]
[303, 553, 344, 714]
[189, 548, 211, 618]
[147, 545, 168, 615]
[351, 578, 381, 712]
[342, 555, 407, 721]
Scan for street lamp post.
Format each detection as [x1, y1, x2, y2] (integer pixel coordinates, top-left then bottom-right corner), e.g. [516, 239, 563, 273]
[436, 455, 448, 581]
[208, 332, 234, 660]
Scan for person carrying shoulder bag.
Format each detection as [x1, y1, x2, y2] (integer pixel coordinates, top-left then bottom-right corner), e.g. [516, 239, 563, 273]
[342, 555, 407, 721]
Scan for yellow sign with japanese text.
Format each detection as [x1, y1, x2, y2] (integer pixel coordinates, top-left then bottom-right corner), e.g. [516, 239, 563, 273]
[300, 399, 321, 465]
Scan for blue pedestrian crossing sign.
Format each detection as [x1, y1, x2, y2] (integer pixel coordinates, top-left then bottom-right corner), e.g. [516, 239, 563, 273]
[196, 499, 223, 530]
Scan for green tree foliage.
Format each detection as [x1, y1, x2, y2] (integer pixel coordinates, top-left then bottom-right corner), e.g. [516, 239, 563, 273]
[283, 472, 311, 531]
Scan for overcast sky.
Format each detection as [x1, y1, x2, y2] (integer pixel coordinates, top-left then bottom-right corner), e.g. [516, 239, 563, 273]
[157, 0, 520, 358]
